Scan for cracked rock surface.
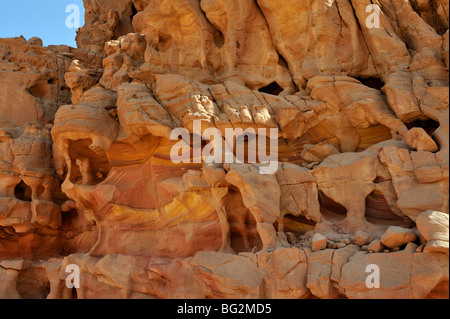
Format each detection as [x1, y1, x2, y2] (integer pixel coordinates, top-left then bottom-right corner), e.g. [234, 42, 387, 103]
[0, 0, 448, 299]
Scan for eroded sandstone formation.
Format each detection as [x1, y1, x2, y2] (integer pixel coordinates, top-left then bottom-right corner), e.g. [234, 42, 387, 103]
[0, 0, 448, 299]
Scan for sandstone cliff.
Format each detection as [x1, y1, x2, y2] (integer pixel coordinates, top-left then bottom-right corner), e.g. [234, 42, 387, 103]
[0, 0, 448, 299]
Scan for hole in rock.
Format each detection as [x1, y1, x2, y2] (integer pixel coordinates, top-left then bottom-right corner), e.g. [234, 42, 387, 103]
[68, 139, 111, 185]
[157, 32, 172, 52]
[258, 82, 283, 96]
[14, 181, 32, 202]
[278, 54, 288, 68]
[17, 268, 50, 299]
[27, 81, 50, 99]
[60, 207, 79, 230]
[213, 29, 224, 49]
[282, 214, 317, 237]
[318, 191, 347, 222]
[47, 79, 54, 85]
[365, 191, 414, 227]
[356, 77, 384, 90]
[130, 4, 138, 20]
[406, 119, 440, 137]
[224, 186, 262, 253]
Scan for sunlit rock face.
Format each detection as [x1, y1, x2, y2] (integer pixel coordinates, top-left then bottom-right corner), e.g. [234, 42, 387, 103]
[0, 0, 448, 299]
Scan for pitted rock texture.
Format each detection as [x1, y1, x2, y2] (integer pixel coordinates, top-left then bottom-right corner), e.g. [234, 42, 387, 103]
[0, 0, 448, 299]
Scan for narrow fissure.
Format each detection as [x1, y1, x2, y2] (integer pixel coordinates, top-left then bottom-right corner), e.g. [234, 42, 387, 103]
[14, 181, 32, 202]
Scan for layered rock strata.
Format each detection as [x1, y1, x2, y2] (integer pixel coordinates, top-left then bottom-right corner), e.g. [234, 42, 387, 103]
[0, 0, 448, 299]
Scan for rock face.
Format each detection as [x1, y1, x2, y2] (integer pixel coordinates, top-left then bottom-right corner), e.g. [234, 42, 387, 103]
[0, 0, 448, 299]
[416, 210, 449, 254]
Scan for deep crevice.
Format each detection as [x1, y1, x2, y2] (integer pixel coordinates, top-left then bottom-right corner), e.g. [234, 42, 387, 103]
[130, 4, 138, 20]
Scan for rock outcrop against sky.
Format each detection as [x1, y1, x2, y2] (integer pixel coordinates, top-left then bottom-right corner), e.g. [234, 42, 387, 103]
[0, 0, 448, 299]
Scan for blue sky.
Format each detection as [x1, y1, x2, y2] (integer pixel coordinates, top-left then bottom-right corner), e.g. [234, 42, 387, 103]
[0, 0, 85, 47]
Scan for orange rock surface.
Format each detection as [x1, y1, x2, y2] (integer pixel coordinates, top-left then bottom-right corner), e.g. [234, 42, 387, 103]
[0, 0, 448, 299]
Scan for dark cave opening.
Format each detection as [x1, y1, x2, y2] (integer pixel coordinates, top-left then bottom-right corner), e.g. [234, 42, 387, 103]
[258, 81, 283, 96]
[130, 4, 138, 20]
[225, 186, 262, 253]
[356, 77, 384, 90]
[318, 191, 347, 222]
[14, 181, 32, 202]
[406, 119, 440, 137]
[60, 208, 79, 231]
